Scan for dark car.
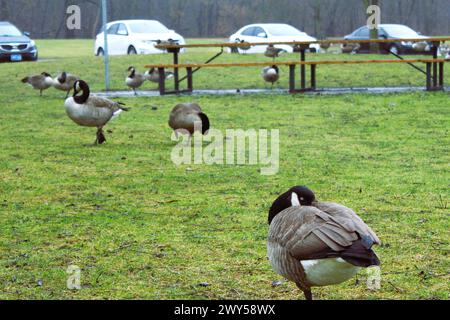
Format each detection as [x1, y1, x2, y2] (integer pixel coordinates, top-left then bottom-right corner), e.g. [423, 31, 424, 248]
[0, 21, 38, 62]
[342, 24, 431, 55]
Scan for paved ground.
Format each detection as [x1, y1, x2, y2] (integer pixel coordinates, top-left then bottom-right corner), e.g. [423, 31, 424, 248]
[94, 86, 449, 98]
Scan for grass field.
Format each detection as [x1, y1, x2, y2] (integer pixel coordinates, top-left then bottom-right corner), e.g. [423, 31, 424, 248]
[0, 39, 449, 300]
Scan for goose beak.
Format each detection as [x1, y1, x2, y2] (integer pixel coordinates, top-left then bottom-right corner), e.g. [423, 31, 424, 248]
[291, 192, 301, 207]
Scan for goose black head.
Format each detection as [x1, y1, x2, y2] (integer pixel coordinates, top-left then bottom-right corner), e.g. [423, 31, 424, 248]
[268, 186, 316, 224]
[58, 71, 67, 83]
[198, 112, 210, 135]
[72, 80, 90, 103]
[127, 66, 136, 77]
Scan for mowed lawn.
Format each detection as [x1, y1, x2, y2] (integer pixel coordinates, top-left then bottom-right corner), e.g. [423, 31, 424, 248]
[0, 39, 449, 300]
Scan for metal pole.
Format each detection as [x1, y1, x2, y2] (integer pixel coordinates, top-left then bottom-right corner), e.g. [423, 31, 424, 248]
[102, 0, 110, 91]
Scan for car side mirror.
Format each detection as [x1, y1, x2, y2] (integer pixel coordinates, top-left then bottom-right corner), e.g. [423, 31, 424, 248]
[23, 31, 30, 37]
[257, 32, 267, 38]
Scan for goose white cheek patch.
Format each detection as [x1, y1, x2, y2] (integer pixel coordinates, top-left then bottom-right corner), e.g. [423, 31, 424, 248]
[291, 193, 301, 207]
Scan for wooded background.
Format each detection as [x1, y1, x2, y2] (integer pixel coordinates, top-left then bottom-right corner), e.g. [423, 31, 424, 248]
[0, 0, 449, 39]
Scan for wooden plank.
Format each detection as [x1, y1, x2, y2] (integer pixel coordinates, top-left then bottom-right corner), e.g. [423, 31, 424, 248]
[145, 59, 448, 69]
[155, 37, 450, 49]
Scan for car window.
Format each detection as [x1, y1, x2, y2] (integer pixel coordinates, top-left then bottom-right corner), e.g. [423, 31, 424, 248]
[266, 24, 303, 36]
[0, 24, 23, 37]
[253, 27, 266, 37]
[128, 21, 169, 34]
[382, 25, 420, 38]
[355, 27, 369, 38]
[117, 24, 128, 36]
[107, 24, 119, 35]
[241, 27, 255, 36]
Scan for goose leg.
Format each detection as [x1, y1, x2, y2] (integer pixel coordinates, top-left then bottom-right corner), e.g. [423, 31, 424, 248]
[296, 283, 312, 300]
[96, 127, 106, 145]
[133, 88, 137, 96]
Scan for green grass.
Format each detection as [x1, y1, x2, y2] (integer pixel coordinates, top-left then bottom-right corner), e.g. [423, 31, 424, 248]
[0, 39, 449, 300]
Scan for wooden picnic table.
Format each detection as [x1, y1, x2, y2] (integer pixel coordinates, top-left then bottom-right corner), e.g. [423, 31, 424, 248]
[146, 37, 450, 95]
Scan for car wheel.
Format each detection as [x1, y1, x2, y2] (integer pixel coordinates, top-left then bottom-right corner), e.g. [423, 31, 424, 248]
[128, 46, 137, 55]
[389, 45, 399, 55]
[30, 52, 38, 61]
[97, 48, 104, 56]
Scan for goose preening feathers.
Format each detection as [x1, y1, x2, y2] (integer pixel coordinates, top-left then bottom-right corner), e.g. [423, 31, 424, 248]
[64, 80, 129, 145]
[145, 67, 174, 84]
[264, 44, 283, 61]
[53, 71, 80, 98]
[262, 65, 280, 88]
[267, 186, 380, 300]
[21, 72, 53, 96]
[126, 66, 146, 95]
[169, 103, 210, 140]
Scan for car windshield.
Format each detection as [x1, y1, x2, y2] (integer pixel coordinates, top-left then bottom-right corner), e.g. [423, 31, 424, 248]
[266, 24, 304, 36]
[383, 25, 420, 38]
[128, 21, 169, 34]
[0, 24, 23, 37]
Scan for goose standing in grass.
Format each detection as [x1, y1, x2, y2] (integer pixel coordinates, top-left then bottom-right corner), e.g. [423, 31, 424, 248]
[52, 71, 80, 98]
[126, 66, 145, 95]
[169, 103, 210, 142]
[145, 67, 174, 86]
[267, 186, 380, 300]
[21, 72, 53, 96]
[320, 42, 331, 53]
[64, 80, 129, 145]
[264, 44, 283, 61]
[261, 65, 279, 89]
[236, 39, 251, 54]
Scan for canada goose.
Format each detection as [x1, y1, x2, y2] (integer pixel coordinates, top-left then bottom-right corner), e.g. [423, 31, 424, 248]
[64, 80, 129, 145]
[267, 186, 380, 300]
[342, 43, 361, 54]
[236, 39, 251, 54]
[439, 44, 450, 59]
[53, 71, 80, 98]
[168, 103, 210, 141]
[156, 39, 179, 53]
[21, 72, 53, 96]
[126, 66, 146, 95]
[145, 68, 174, 84]
[412, 41, 428, 52]
[265, 44, 283, 61]
[320, 42, 331, 53]
[261, 65, 280, 88]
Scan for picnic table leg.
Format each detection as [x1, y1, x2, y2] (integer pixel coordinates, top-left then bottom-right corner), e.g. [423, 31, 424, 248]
[300, 49, 306, 90]
[432, 43, 438, 88]
[439, 62, 444, 88]
[311, 65, 316, 90]
[173, 51, 180, 93]
[158, 67, 166, 95]
[426, 63, 431, 91]
[289, 65, 296, 93]
[187, 67, 193, 92]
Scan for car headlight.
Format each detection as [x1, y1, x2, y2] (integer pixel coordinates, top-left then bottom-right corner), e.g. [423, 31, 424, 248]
[29, 40, 36, 47]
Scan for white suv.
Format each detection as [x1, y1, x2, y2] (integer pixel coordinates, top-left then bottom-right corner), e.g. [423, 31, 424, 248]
[94, 19, 186, 56]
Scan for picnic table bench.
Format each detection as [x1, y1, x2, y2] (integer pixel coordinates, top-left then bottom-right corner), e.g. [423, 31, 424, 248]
[144, 37, 450, 95]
